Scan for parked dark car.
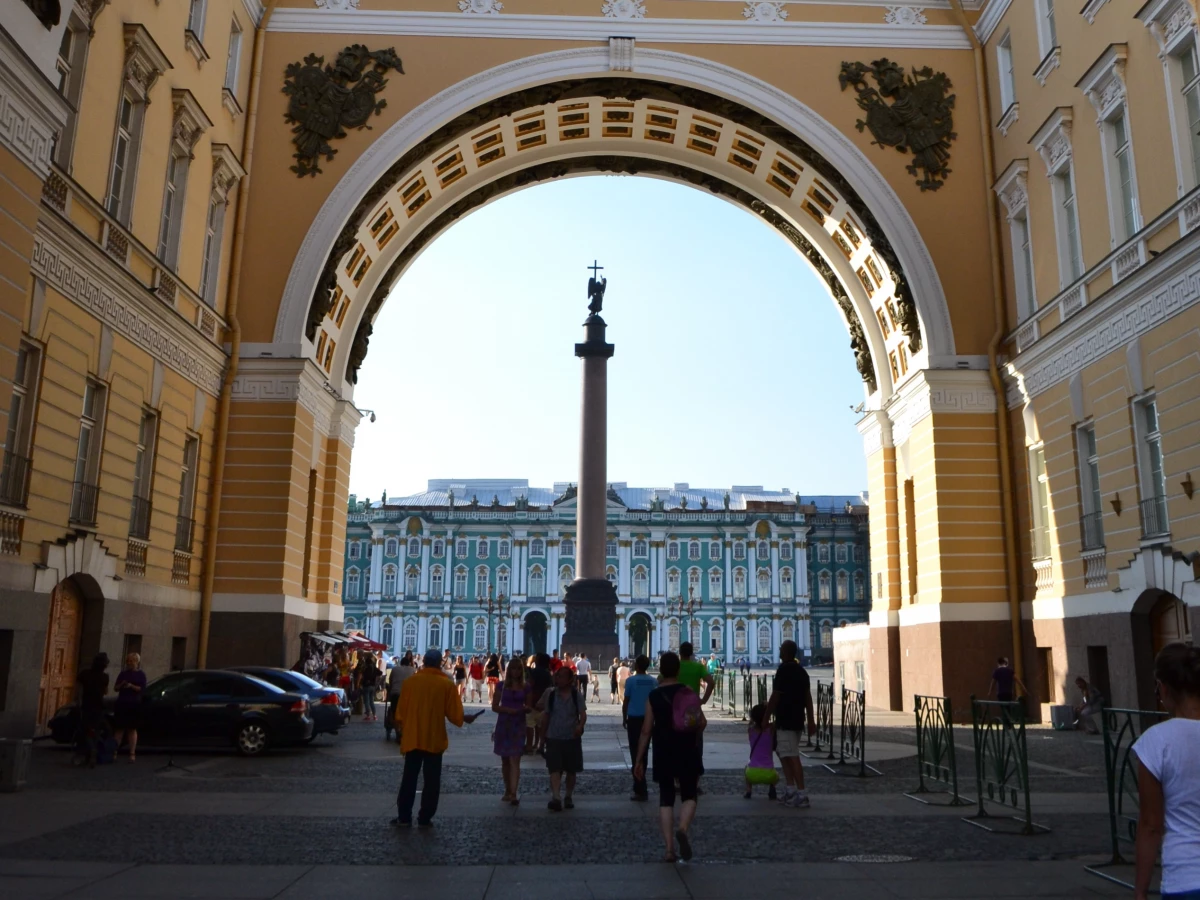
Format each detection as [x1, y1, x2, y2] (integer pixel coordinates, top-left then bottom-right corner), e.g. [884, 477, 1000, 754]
[47, 670, 312, 756]
[226, 667, 349, 738]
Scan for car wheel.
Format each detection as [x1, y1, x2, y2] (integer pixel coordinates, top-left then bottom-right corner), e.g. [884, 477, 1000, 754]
[236, 721, 269, 756]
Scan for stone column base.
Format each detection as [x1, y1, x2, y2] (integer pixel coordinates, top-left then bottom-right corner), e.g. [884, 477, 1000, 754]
[867, 614, 902, 711]
[562, 578, 619, 661]
[898, 610, 1012, 722]
[208, 609, 320, 669]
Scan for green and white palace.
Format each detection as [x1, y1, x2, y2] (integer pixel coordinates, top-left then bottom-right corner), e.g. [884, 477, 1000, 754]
[340, 480, 869, 664]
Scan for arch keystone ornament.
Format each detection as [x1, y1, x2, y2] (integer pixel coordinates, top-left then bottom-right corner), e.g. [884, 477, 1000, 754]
[283, 45, 405, 177]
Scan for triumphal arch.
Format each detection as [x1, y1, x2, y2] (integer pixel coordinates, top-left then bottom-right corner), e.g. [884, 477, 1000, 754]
[3, 0, 1197, 735]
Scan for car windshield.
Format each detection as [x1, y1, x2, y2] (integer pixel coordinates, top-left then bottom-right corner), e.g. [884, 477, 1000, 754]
[241, 674, 286, 694]
[286, 671, 325, 690]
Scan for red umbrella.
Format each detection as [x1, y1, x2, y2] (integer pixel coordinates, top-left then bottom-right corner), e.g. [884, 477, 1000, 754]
[347, 632, 388, 651]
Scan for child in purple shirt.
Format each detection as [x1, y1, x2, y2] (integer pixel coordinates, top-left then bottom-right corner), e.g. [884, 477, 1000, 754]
[744, 703, 779, 800]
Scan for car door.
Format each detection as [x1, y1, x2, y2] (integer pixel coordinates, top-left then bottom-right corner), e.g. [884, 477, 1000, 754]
[139, 674, 196, 745]
[186, 675, 251, 744]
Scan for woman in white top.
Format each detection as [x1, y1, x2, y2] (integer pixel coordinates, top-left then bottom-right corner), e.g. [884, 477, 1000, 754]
[1133, 642, 1200, 900]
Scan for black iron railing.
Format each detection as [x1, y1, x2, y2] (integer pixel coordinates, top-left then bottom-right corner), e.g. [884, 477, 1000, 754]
[1139, 496, 1169, 540]
[0, 451, 32, 507]
[907, 694, 968, 805]
[128, 495, 152, 540]
[174, 515, 195, 552]
[1079, 511, 1105, 551]
[69, 480, 99, 526]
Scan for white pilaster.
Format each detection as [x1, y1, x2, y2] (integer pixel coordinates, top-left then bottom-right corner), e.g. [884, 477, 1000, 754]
[444, 530, 455, 602]
[418, 535, 431, 601]
[770, 539, 780, 601]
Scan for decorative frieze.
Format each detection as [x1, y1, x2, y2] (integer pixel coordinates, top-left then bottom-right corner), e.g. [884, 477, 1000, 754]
[743, 3, 787, 22]
[997, 101, 1018, 138]
[171, 89, 212, 157]
[1138, 0, 1197, 54]
[884, 7, 926, 26]
[1033, 48, 1061, 87]
[993, 159, 1028, 220]
[42, 169, 68, 211]
[1031, 107, 1073, 176]
[603, 0, 645, 19]
[122, 24, 172, 101]
[0, 26, 70, 178]
[459, 0, 503, 13]
[608, 37, 634, 72]
[886, 369, 996, 447]
[1078, 44, 1127, 122]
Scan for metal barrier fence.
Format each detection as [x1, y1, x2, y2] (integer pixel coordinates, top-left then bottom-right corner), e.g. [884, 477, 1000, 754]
[803, 681, 836, 759]
[741, 673, 752, 721]
[963, 697, 1048, 835]
[1084, 707, 1169, 889]
[824, 687, 879, 776]
[756, 674, 768, 708]
[713, 671, 723, 706]
[905, 694, 967, 806]
[726, 671, 737, 718]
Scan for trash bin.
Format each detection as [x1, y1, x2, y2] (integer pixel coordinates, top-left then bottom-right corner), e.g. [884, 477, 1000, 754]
[1050, 705, 1074, 731]
[0, 738, 31, 792]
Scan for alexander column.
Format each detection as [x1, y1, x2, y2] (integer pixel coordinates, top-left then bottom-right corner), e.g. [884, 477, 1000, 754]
[561, 262, 619, 660]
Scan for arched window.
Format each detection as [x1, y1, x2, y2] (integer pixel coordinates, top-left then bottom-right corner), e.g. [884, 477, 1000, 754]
[780, 542, 793, 560]
[478, 538, 489, 558]
[606, 539, 618, 558]
[428, 619, 441, 648]
[691, 619, 702, 646]
[819, 571, 831, 601]
[734, 620, 747, 653]
[854, 545, 864, 563]
[454, 567, 467, 598]
[346, 569, 360, 598]
[709, 569, 722, 601]
[498, 539, 510, 559]
[757, 540, 770, 559]
[633, 566, 648, 599]
[530, 538, 544, 556]
[709, 620, 722, 652]
[733, 541, 746, 561]
[838, 619, 850, 628]
[349, 542, 360, 560]
[475, 566, 490, 598]
[818, 543, 830, 563]
[452, 620, 465, 649]
[385, 538, 398, 557]
[408, 538, 420, 557]
[837, 570, 849, 601]
[633, 539, 647, 557]
[405, 567, 419, 598]
[432, 539, 444, 557]
[709, 541, 722, 560]
[344, 617, 357, 631]
[667, 568, 681, 599]
[497, 623, 506, 651]
[687, 567, 701, 598]
[561, 538, 575, 557]
[430, 566, 444, 598]
[382, 565, 397, 597]
[668, 619, 680, 651]
[758, 621, 772, 653]
[403, 619, 417, 648]
[455, 539, 468, 558]
[529, 566, 545, 598]
[733, 568, 746, 599]
[820, 620, 833, 648]
[474, 619, 487, 650]
[559, 566, 573, 595]
[782, 619, 795, 642]
[854, 572, 864, 600]
[667, 541, 680, 560]
[688, 541, 700, 560]
[757, 569, 771, 598]
[381, 621, 394, 648]
[780, 568, 794, 600]
[496, 567, 510, 598]
[606, 566, 617, 586]
[836, 544, 848, 563]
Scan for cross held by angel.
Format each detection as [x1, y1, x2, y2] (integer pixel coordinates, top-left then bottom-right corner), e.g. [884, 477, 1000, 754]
[587, 260, 606, 314]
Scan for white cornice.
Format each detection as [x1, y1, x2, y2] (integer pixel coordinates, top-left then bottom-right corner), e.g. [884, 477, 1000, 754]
[0, 25, 70, 178]
[241, 0, 265, 26]
[267, 9, 972, 48]
[886, 368, 996, 446]
[992, 157, 1028, 218]
[973, 0, 1010, 44]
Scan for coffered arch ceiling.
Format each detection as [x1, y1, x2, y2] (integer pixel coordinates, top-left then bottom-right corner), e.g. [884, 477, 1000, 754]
[275, 53, 956, 404]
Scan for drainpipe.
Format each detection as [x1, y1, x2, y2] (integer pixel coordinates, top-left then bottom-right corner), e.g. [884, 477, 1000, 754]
[198, 0, 281, 667]
[949, 0, 1025, 684]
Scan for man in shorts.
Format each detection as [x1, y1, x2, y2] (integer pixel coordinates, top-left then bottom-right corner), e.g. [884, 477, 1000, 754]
[468, 656, 485, 702]
[538, 664, 587, 811]
[765, 639, 816, 808]
[575, 653, 591, 694]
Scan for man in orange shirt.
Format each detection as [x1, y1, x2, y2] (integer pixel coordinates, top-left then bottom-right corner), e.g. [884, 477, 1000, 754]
[393, 648, 484, 826]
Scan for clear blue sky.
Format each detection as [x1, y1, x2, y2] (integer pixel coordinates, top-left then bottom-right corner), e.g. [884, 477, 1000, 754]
[349, 175, 869, 500]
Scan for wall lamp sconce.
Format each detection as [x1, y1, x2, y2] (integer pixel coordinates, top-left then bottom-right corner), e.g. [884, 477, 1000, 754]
[1110, 493, 1123, 516]
[357, 408, 377, 423]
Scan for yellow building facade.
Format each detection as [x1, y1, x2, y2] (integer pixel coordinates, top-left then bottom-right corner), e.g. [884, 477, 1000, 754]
[0, 0, 1194, 736]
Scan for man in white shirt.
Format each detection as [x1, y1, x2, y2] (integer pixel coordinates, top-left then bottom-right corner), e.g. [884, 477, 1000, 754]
[575, 654, 592, 694]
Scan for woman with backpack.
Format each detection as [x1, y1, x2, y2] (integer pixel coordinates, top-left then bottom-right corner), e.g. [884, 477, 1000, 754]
[633, 651, 706, 862]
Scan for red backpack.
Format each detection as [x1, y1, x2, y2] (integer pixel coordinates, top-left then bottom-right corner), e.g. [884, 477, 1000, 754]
[671, 686, 704, 733]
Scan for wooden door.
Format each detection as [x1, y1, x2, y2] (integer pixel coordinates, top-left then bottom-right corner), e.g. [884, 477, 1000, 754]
[38, 580, 83, 726]
[1151, 594, 1188, 657]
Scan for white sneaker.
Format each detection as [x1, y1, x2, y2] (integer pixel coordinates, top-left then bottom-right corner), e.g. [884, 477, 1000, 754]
[785, 793, 811, 808]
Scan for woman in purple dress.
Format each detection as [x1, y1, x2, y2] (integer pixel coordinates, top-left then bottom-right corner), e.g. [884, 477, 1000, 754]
[113, 652, 146, 762]
[491, 657, 530, 805]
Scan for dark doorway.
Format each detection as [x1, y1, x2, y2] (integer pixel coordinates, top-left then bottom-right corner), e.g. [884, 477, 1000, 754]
[1131, 589, 1191, 710]
[628, 613, 651, 659]
[524, 612, 547, 656]
[1087, 646, 1111, 706]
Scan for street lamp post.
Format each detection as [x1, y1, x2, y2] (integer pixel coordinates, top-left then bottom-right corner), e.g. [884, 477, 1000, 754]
[478, 586, 512, 655]
[671, 586, 700, 652]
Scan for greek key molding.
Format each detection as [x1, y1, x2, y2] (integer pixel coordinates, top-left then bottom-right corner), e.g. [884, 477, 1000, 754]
[887, 369, 996, 446]
[0, 27, 69, 178]
[231, 357, 362, 446]
[30, 233, 224, 395]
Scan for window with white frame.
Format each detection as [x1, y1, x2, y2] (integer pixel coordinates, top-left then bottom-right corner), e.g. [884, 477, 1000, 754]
[344, 618, 357, 631]
[1077, 423, 1105, 550]
[607, 566, 617, 587]
[667, 568, 681, 599]
[757, 569, 771, 599]
[385, 538, 398, 556]
[456, 539, 468, 558]
[223, 18, 242, 94]
[818, 571, 831, 601]
[52, 15, 89, 167]
[688, 541, 700, 560]
[405, 567, 419, 598]
[733, 541, 746, 561]
[454, 567, 467, 599]
[997, 32, 1016, 112]
[781, 568, 794, 600]
[559, 566, 573, 595]
[735, 621, 747, 653]
[198, 194, 227, 306]
[403, 620, 417, 648]
[709, 541, 722, 559]
[817, 543, 830, 563]
[530, 538, 544, 556]
[1, 341, 41, 507]
[1055, 168, 1084, 284]
[430, 566, 444, 597]
[106, 90, 144, 224]
[835, 544, 848, 563]
[1014, 208, 1037, 317]
[1174, 38, 1200, 189]
[691, 620, 702, 647]
[383, 566, 397, 597]
[1134, 398, 1169, 536]
[1029, 445, 1053, 559]
[475, 566, 489, 598]
[498, 539, 510, 559]
[346, 570, 359, 598]
[1106, 107, 1139, 243]
[668, 620, 680, 651]
[733, 568, 746, 599]
[432, 539, 444, 557]
[634, 538, 647, 557]
[667, 541, 680, 560]
[710, 621, 722, 652]
[606, 539, 618, 558]
[497, 567, 510, 598]
[758, 621, 771, 653]
[854, 545, 864, 563]
[428, 619, 441, 648]
[477, 538, 489, 558]
[1035, 0, 1057, 61]
[382, 620, 394, 647]
[780, 541, 792, 561]
[782, 619, 795, 643]
[529, 566, 545, 598]
[820, 621, 833, 648]
[561, 538, 574, 557]
[157, 148, 189, 268]
[474, 620, 486, 650]
[709, 569, 722, 601]
[69, 380, 107, 525]
[407, 537, 420, 557]
[188, 0, 208, 39]
[757, 539, 769, 559]
[452, 620, 465, 649]
[633, 566, 648, 599]
[349, 542, 360, 560]
[687, 568, 701, 598]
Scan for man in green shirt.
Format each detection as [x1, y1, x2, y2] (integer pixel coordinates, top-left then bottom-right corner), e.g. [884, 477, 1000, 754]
[678, 643, 715, 705]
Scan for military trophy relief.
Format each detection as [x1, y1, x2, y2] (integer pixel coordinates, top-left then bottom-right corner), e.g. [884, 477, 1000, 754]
[283, 45, 405, 177]
[838, 59, 956, 193]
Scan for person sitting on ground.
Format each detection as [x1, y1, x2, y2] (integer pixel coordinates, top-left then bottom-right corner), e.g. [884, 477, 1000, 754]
[1073, 675, 1105, 734]
[1133, 642, 1200, 900]
[765, 639, 817, 808]
[744, 703, 779, 801]
[538, 664, 587, 812]
[988, 656, 1026, 703]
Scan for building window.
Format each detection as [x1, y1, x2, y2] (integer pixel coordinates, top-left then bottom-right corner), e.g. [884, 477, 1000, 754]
[1135, 398, 1169, 537]
[223, 18, 242, 93]
[456, 539, 468, 558]
[69, 380, 108, 525]
[430, 566, 444, 597]
[634, 539, 647, 557]
[818, 571, 831, 601]
[853, 545, 864, 563]
[709, 569, 723, 601]
[1013, 209, 1037, 319]
[198, 195, 227, 306]
[667, 541, 680, 560]
[529, 566, 545, 598]
[1, 341, 41, 508]
[757, 539, 769, 559]
[432, 539, 444, 557]
[1077, 424, 1105, 550]
[498, 539, 510, 559]
[758, 621, 771, 653]
[382, 566, 396, 597]
[428, 620, 441, 649]
[408, 538, 420, 557]
[454, 567, 467, 599]
[385, 538, 398, 557]
[817, 543, 830, 563]
[530, 538, 544, 556]
[1054, 168, 1084, 285]
[106, 91, 144, 224]
[405, 567, 419, 599]
[349, 543, 360, 560]
[403, 620, 417, 648]
[346, 570, 359, 598]
[559, 566, 573, 596]
[1176, 40, 1200, 189]
[710, 621, 722, 653]
[733, 569, 746, 599]
[188, 0, 208, 39]
[687, 568, 701, 598]
[344, 618, 357, 631]
[733, 541, 745, 561]
[497, 567, 510, 598]
[997, 32, 1016, 111]
[667, 568, 681, 599]
[835, 544, 848, 563]
[1029, 445, 1052, 560]
[607, 566, 618, 587]
[780, 542, 792, 561]
[709, 541, 722, 560]
[475, 566, 489, 599]
[780, 568, 793, 600]
[1035, 0, 1057, 61]
[607, 539, 618, 558]
[452, 621, 465, 649]
[561, 538, 574, 557]
[474, 620, 487, 651]
[688, 541, 700, 560]
[668, 620, 680, 652]
[52, 16, 89, 168]
[854, 572, 864, 601]
[381, 621, 393, 648]
[156, 150, 189, 268]
[1106, 108, 1139, 243]
[820, 621, 833, 648]
[632, 566, 648, 600]
[735, 621, 747, 653]
[757, 569, 771, 599]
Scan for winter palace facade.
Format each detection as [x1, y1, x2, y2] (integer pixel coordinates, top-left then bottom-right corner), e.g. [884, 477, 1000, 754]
[340, 480, 869, 664]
